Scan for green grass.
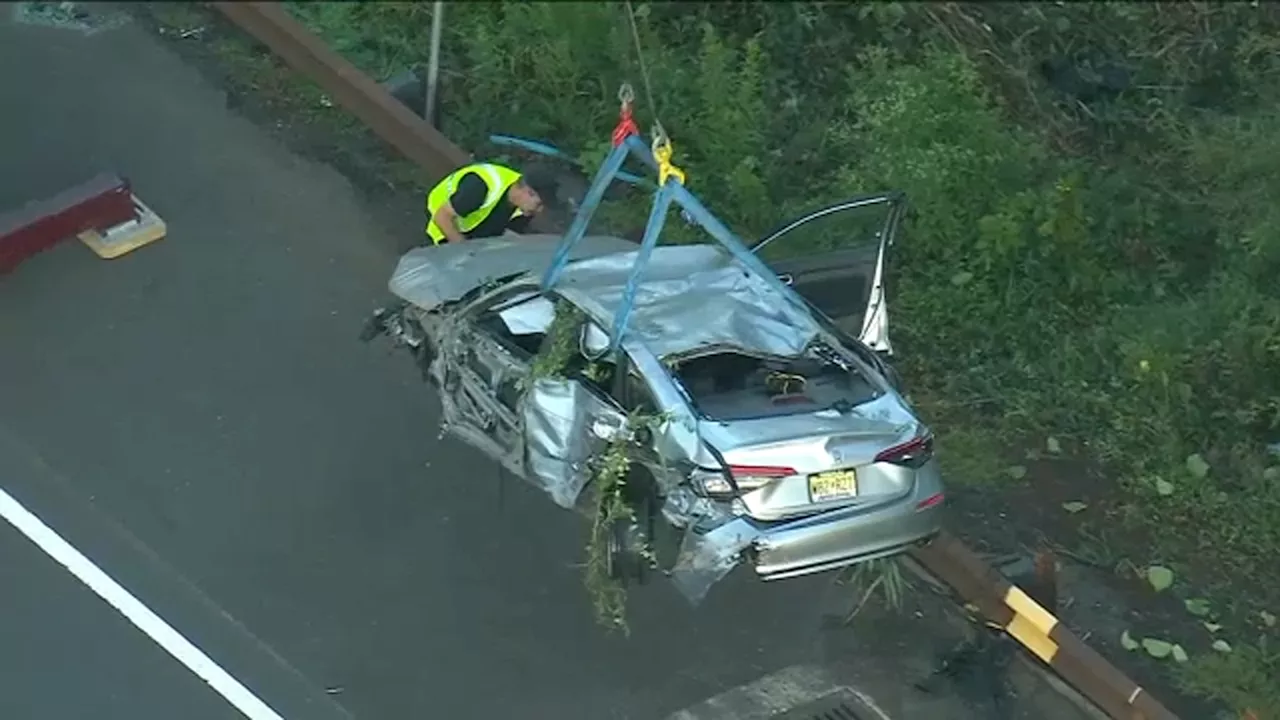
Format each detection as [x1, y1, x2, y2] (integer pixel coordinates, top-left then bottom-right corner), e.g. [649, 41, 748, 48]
[1177, 635, 1280, 717]
[226, 1, 1280, 713]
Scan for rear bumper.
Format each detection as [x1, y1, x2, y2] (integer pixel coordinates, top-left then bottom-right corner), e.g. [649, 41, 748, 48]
[746, 460, 945, 581]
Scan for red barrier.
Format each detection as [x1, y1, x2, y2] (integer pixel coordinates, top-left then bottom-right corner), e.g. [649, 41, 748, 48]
[0, 173, 136, 274]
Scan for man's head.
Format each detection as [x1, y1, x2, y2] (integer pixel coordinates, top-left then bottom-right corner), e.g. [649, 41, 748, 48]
[507, 171, 556, 215]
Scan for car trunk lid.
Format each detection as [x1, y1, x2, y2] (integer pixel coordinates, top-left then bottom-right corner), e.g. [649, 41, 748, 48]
[697, 393, 924, 520]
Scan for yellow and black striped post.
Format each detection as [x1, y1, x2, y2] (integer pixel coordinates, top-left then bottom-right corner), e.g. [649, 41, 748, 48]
[911, 532, 1180, 720]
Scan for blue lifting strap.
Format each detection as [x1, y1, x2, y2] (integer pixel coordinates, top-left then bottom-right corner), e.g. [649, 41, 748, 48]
[541, 134, 811, 354]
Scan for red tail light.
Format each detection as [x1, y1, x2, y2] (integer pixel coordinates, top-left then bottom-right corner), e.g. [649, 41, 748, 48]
[693, 464, 796, 496]
[916, 492, 945, 511]
[874, 434, 934, 469]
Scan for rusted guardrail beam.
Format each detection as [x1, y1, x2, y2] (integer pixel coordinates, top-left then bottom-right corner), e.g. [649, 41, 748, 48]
[209, 2, 469, 186]
[207, 7, 1182, 719]
[911, 532, 1179, 720]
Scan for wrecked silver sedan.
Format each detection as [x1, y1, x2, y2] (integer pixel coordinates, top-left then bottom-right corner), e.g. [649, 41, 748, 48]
[362, 193, 944, 603]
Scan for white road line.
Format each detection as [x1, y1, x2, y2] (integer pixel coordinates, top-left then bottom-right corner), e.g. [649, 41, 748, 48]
[0, 486, 285, 720]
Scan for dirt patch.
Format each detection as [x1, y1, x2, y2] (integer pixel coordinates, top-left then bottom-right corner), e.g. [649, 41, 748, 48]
[820, 565, 1105, 720]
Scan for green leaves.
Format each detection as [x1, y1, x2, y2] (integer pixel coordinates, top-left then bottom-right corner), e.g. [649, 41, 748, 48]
[1146, 565, 1175, 592]
[1120, 630, 1140, 650]
[1123, 632, 1188, 664]
[1185, 453, 1211, 480]
[1142, 638, 1174, 658]
[839, 557, 912, 623]
[523, 301, 586, 389]
[1184, 598, 1211, 617]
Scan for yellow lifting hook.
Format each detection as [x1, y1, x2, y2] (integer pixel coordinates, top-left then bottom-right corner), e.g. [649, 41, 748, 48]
[650, 126, 686, 187]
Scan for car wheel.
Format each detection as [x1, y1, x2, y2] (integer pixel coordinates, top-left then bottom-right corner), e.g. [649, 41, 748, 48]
[606, 502, 649, 586]
[604, 519, 636, 583]
[606, 470, 659, 586]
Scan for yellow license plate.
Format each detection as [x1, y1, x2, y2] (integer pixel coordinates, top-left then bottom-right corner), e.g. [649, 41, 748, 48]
[808, 469, 858, 502]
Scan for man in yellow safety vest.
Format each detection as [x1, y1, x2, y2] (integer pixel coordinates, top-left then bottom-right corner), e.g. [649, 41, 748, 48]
[425, 163, 551, 244]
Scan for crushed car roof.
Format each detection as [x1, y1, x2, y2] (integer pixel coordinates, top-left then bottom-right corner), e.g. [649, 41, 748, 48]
[389, 235, 825, 359]
[556, 244, 822, 359]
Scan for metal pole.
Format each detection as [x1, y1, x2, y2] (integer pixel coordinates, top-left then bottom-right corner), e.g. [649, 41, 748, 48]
[424, 1, 444, 125]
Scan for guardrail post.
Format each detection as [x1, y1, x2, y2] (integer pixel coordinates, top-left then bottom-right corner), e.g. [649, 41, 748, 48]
[1032, 549, 1059, 614]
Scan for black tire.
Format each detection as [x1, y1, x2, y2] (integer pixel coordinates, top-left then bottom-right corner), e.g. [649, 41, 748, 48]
[606, 469, 661, 586]
[605, 518, 640, 584]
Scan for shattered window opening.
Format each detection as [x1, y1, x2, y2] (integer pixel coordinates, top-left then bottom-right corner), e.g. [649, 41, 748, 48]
[670, 345, 877, 422]
[568, 351, 659, 416]
[472, 289, 554, 359]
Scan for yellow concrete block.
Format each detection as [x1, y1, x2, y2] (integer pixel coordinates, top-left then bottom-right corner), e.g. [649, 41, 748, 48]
[78, 195, 166, 259]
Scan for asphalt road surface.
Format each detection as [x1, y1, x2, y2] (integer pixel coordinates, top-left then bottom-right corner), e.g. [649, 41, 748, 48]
[0, 7, 834, 720]
[0, 516, 239, 720]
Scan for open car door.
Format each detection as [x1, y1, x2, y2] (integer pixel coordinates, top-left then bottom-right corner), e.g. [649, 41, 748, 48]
[750, 192, 904, 355]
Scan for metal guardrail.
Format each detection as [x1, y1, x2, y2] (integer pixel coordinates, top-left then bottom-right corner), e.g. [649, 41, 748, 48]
[209, 1, 469, 185]
[208, 5, 1182, 719]
[912, 533, 1177, 720]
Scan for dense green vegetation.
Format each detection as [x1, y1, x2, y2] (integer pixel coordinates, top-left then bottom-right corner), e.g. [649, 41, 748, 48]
[267, 2, 1280, 713]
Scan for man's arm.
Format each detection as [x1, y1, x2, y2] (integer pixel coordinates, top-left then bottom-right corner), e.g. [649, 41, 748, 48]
[507, 213, 533, 235]
[431, 172, 486, 243]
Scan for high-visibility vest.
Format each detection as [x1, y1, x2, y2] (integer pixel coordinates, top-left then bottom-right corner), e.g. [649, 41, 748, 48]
[425, 163, 524, 243]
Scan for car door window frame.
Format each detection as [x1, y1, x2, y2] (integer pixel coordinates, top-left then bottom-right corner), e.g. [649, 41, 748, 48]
[751, 191, 904, 257]
[751, 192, 903, 351]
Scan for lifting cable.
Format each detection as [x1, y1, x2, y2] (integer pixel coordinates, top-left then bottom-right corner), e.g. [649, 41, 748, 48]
[620, 0, 685, 187]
